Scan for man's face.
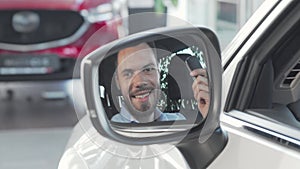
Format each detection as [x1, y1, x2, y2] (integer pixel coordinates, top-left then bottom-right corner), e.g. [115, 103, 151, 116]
[116, 44, 160, 115]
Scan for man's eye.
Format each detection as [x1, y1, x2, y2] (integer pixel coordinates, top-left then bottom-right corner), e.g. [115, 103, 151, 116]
[143, 67, 156, 73]
[123, 71, 133, 78]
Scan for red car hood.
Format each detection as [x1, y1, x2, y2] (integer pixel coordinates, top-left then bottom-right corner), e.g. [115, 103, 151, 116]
[0, 0, 110, 10]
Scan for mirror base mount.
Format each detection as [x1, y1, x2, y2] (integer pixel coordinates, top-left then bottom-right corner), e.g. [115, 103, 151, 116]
[176, 128, 227, 169]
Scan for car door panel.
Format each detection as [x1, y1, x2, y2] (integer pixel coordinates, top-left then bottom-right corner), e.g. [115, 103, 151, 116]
[209, 115, 300, 169]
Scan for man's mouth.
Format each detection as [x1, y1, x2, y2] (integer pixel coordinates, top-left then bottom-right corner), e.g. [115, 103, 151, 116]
[131, 90, 152, 100]
[135, 92, 150, 98]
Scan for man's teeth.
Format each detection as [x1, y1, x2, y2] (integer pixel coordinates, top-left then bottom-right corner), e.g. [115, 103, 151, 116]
[135, 92, 150, 98]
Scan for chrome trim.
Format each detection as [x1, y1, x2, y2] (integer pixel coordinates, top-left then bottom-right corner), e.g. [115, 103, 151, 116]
[112, 124, 196, 138]
[114, 130, 180, 138]
[111, 123, 196, 133]
[0, 13, 91, 52]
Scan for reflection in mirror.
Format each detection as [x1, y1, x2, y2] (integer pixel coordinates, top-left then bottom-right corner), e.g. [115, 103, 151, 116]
[98, 38, 209, 125]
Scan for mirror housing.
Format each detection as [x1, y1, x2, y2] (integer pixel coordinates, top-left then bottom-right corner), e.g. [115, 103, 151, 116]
[81, 26, 222, 145]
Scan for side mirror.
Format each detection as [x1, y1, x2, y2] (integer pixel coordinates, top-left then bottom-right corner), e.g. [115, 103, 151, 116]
[82, 26, 222, 145]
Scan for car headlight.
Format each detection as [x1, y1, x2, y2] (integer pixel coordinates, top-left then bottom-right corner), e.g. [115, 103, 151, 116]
[81, 3, 116, 23]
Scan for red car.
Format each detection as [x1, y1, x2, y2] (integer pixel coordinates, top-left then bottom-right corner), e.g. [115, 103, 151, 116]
[0, 0, 127, 80]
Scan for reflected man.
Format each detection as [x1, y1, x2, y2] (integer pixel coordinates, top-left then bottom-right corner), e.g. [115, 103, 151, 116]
[111, 43, 209, 123]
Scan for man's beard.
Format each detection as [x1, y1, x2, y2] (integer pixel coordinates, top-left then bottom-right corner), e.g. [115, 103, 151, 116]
[129, 83, 156, 111]
[124, 87, 161, 121]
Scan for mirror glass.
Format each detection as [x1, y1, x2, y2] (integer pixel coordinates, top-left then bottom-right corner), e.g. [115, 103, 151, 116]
[98, 35, 210, 127]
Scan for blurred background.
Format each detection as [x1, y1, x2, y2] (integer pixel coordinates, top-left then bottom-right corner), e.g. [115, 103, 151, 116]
[0, 0, 264, 168]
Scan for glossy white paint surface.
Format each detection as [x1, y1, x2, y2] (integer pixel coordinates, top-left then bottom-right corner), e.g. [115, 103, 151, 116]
[58, 115, 190, 169]
[209, 114, 300, 169]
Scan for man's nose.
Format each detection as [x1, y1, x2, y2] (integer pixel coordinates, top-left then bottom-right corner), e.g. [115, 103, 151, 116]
[132, 72, 148, 88]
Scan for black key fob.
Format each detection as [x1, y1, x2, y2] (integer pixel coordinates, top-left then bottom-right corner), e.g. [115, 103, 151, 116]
[185, 56, 202, 72]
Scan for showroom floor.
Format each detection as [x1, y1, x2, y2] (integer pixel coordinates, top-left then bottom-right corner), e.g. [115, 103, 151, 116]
[0, 81, 80, 169]
[0, 97, 78, 130]
[0, 128, 72, 169]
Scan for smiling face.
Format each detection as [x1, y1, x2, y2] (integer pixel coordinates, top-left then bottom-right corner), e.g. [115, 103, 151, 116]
[116, 43, 160, 121]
